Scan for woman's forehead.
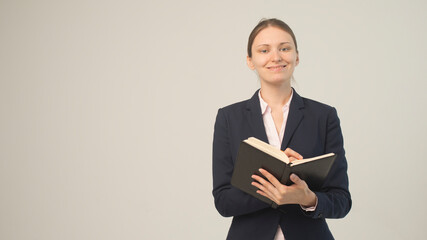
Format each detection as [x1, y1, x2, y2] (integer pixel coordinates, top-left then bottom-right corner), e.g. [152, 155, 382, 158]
[253, 27, 294, 46]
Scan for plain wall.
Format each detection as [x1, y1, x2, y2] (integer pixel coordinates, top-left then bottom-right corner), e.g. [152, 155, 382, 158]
[1, 0, 426, 239]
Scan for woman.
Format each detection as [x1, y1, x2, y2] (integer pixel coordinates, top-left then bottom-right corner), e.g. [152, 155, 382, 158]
[212, 18, 351, 240]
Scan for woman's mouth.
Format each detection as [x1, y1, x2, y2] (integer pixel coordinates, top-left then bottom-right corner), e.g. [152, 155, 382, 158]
[267, 65, 286, 71]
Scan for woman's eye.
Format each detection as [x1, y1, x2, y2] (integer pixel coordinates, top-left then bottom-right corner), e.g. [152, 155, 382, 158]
[280, 48, 289, 51]
[260, 49, 268, 53]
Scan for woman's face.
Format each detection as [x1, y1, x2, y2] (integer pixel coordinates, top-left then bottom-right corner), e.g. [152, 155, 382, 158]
[247, 26, 299, 86]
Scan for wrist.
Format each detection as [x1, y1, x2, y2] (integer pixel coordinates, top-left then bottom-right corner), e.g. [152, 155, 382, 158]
[301, 190, 317, 208]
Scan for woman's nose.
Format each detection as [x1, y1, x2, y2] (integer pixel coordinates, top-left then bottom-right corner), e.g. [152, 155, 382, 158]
[272, 50, 282, 62]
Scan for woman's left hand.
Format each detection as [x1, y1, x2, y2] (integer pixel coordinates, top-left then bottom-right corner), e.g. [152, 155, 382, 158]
[251, 169, 317, 207]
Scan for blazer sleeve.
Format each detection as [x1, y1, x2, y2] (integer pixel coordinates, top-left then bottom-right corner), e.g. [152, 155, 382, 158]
[212, 108, 268, 217]
[303, 107, 352, 219]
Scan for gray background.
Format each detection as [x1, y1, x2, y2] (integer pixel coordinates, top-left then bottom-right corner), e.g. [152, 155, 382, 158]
[1, 0, 426, 239]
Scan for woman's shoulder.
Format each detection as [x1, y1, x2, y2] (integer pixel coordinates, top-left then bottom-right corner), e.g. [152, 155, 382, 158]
[218, 90, 259, 113]
[215, 99, 250, 123]
[220, 99, 249, 111]
[301, 96, 335, 111]
[298, 95, 339, 121]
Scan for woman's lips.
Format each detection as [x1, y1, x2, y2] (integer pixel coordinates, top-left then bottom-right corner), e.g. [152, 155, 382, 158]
[267, 65, 286, 71]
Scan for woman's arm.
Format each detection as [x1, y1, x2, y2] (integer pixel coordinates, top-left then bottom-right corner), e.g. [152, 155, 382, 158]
[308, 107, 352, 219]
[212, 108, 268, 217]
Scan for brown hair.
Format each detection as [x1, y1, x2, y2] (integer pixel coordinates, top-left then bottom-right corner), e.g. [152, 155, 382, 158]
[247, 18, 298, 57]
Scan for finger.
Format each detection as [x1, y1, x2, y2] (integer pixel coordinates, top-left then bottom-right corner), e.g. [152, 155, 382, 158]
[252, 174, 279, 198]
[256, 190, 269, 199]
[251, 174, 277, 194]
[290, 173, 304, 186]
[258, 168, 282, 188]
[256, 189, 278, 204]
[284, 148, 303, 160]
[251, 181, 267, 192]
[251, 174, 271, 187]
[288, 157, 297, 163]
[251, 181, 277, 202]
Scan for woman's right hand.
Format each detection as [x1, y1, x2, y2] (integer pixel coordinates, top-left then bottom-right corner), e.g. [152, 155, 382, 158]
[283, 148, 303, 162]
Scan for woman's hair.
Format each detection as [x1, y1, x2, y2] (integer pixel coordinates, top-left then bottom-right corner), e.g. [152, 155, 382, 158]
[247, 18, 298, 57]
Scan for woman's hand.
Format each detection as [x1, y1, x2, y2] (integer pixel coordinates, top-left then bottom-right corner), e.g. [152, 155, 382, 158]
[283, 148, 303, 162]
[251, 170, 317, 207]
[250, 148, 317, 207]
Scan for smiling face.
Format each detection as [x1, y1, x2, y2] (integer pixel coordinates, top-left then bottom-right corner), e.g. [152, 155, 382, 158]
[247, 26, 299, 87]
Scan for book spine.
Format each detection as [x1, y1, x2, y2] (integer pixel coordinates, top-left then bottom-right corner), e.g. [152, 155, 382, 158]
[271, 164, 292, 209]
[279, 164, 292, 186]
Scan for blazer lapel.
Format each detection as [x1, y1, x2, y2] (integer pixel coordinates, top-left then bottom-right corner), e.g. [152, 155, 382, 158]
[281, 89, 305, 150]
[245, 89, 269, 143]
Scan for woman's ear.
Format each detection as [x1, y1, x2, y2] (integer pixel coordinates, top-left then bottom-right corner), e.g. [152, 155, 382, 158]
[295, 52, 300, 66]
[246, 56, 255, 70]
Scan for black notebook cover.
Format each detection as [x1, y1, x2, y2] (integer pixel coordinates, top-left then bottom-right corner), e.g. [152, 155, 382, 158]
[231, 139, 336, 207]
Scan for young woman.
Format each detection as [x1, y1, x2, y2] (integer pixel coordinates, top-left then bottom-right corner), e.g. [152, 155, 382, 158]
[212, 19, 351, 240]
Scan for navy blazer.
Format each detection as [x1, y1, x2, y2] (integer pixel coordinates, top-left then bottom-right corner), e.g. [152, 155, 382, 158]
[212, 89, 351, 240]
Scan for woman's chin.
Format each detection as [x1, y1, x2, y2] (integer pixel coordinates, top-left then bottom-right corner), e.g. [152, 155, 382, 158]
[260, 77, 291, 87]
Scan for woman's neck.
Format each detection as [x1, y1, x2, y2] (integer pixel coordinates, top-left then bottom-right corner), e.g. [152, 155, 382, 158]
[259, 82, 292, 109]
